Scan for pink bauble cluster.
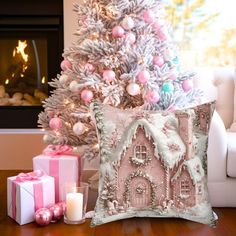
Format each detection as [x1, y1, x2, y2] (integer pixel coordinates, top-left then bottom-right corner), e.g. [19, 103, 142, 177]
[145, 90, 160, 104]
[81, 89, 93, 103]
[113, 16, 136, 44]
[137, 70, 151, 84]
[60, 59, 72, 71]
[103, 69, 116, 82]
[49, 117, 63, 130]
[182, 79, 193, 92]
[35, 203, 64, 226]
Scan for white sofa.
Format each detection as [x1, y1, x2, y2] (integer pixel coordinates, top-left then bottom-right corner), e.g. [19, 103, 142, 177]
[195, 67, 236, 207]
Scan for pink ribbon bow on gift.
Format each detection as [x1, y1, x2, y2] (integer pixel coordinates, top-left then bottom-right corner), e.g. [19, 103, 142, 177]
[15, 170, 44, 182]
[43, 144, 74, 156]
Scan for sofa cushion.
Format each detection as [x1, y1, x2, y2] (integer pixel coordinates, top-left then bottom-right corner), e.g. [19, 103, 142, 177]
[229, 70, 236, 131]
[227, 132, 236, 177]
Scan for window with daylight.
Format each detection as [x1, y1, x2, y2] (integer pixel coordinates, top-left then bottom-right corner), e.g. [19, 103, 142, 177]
[163, 0, 236, 67]
[135, 145, 147, 160]
[180, 180, 190, 195]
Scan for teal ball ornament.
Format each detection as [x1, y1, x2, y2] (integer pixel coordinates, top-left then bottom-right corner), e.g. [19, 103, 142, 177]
[162, 82, 174, 93]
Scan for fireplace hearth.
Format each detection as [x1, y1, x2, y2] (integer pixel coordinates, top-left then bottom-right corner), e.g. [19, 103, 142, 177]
[0, 0, 63, 128]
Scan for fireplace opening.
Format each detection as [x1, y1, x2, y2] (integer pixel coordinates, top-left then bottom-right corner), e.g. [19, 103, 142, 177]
[0, 39, 48, 106]
[0, 0, 63, 128]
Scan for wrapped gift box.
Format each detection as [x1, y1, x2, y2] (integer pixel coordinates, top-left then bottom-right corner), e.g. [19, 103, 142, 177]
[33, 145, 82, 203]
[7, 171, 55, 225]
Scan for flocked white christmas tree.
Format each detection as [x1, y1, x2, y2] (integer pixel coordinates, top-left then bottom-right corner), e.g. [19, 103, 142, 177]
[38, 0, 202, 159]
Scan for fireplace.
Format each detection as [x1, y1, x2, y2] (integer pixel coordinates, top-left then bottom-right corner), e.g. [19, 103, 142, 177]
[0, 0, 63, 128]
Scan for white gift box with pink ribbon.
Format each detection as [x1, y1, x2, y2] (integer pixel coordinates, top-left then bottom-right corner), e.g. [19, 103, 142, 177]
[33, 145, 82, 203]
[7, 170, 55, 225]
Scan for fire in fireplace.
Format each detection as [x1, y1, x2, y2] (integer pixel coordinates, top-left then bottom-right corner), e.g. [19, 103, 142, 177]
[0, 39, 48, 106]
[0, 0, 63, 128]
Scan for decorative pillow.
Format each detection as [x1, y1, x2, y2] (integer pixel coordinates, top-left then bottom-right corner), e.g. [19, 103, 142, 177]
[90, 102, 216, 227]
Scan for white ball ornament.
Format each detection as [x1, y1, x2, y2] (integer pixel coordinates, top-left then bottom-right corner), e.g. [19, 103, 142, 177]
[121, 16, 135, 30]
[73, 122, 86, 136]
[43, 134, 52, 143]
[126, 82, 141, 96]
[69, 81, 79, 93]
[59, 74, 69, 84]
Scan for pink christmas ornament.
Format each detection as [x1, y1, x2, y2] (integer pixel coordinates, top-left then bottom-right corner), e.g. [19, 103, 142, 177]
[49, 117, 63, 130]
[152, 22, 161, 32]
[57, 201, 66, 215]
[35, 208, 53, 226]
[59, 74, 69, 84]
[156, 29, 167, 41]
[112, 26, 125, 38]
[81, 89, 94, 102]
[153, 56, 164, 67]
[85, 63, 95, 72]
[121, 16, 135, 30]
[125, 32, 136, 44]
[103, 69, 116, 82]
[48, 204, 63, 222]
[182, 79, 193, 92]
[126, 82, 141, 96]
[73, 121, 86, 135]
[60, 59, 72, 71]
[145, 90, 160, 104]
[137, 70, 151, 84]
[169, 70, 178, 81]
[143, 9, 155, 24]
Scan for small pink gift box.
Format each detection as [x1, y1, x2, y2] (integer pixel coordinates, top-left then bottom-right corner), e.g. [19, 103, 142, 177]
[33, 145, 82, 203]
[7, 170, 55, 225]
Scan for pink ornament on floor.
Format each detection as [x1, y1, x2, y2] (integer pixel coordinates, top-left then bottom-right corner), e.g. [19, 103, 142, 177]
[126, 82, 141, 96]
[145, 90, 160, 103]
[81, 89, 93, 102]
[85, 63, 95, 72]
[182, 79, 193, 92]
[103, 69, 116, 82]
[48, 204, 63, 222]
[143, 9, 155, 23]
[49, 117, 63, 130]
[137, 70, 151, 84]
[60, 59, 72, 71]
[112, 26, 125, 38]
[35, 208, 53, 226]
[125, 32, 136, 44]
[57, 201, 66, 215]
[153, 56, 164, 67]
[121, 16, 135, 30]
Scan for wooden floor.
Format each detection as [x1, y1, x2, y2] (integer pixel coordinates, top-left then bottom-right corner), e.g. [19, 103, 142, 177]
[1, 170, 236, 236]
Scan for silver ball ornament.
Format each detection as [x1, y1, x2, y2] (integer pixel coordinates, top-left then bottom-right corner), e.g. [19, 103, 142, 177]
[73, 122, 86, 135]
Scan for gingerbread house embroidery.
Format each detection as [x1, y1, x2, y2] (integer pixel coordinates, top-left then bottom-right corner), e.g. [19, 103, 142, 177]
[105, 112, 207, 214]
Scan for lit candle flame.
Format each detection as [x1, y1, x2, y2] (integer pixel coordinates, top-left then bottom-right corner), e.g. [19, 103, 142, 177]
[41, 76, 46, 84]
[5, 79, 9, 85]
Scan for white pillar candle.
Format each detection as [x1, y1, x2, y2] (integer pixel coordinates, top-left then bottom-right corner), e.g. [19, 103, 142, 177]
[66, 192, 83, 221]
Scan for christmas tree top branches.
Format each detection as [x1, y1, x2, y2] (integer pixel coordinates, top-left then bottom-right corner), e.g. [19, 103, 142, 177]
[39, 0, 202, 160]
